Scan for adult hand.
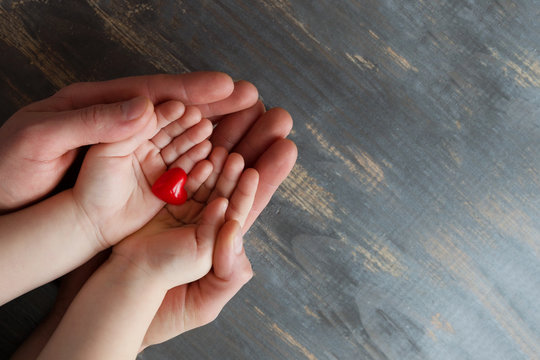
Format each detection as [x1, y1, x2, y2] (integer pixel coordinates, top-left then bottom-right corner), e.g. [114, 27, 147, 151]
[139, 104, 298, 348]
[0, 72, 258, 211]
[13, 87, 297, 356]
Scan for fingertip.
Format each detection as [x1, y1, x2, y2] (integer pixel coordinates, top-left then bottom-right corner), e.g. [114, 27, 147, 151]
[243, 169, 260, 194]
[211, 71, 235, 91]
[184, 159, 213, 195]
[255, 99, 266, 113]
[209, 146, 230, 167]
[243, 167, 260, 181]
[227, 152, 245, 170]
[156, 100, 186, 125]
[182, 105, 201, 123]
[123, 97, 155, 135]
[209, 196, 229, 215]
[267, 107, 293, 136]
[280, 138, 298, 162]
[199, 118, 214, 138]
[255, 138, 298, 174]
[121, 96, 149, 121]
[222, 219, 242, 242]
[196, 158, 214, 179]
[186, 71, 234, 103]
[233, 80, 259, 107]
[214, 220, 242, 279]
[140, 96, 155, 117]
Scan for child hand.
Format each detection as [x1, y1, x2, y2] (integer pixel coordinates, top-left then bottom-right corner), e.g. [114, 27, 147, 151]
[111, 148, 259, 349]
[73, 100, 214, 249]
[112, 147, 258, 288]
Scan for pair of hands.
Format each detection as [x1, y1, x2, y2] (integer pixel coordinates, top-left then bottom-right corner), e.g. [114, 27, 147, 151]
[1, 72, 296, 351]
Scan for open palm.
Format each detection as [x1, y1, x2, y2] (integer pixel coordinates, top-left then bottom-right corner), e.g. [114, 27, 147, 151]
[109, 148, 258, 348]
[112, 146, 257, 281]
[73, 103, 214, 249]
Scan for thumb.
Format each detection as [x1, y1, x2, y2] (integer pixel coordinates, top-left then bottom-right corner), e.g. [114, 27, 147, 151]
[213, 220, 243, 280]
[50, 96, 153, 154]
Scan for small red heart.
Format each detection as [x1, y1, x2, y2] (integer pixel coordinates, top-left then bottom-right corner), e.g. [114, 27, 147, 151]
[151, 168, 188, 205]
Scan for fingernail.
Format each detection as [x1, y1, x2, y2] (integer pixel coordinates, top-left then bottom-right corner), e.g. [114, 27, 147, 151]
[234, 230, 243, 255]
[121, 97, 147, 121]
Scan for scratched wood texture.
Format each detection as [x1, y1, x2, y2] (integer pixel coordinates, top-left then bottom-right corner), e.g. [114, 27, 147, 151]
[0, 1, 539, 359]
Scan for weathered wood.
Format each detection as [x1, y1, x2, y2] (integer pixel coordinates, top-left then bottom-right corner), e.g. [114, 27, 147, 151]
[1, 1, 539, 359]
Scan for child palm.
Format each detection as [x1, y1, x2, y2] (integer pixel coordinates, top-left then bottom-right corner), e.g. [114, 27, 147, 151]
[113, 148, 257, 284]
[72, 100, 213, 249]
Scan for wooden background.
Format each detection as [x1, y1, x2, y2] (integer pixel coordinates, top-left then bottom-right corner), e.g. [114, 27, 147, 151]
[1, 1, 539, 359]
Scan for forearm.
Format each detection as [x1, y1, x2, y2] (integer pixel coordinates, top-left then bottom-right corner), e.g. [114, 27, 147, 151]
[0, 190, 99, 305]
[38, 254, 166, 360]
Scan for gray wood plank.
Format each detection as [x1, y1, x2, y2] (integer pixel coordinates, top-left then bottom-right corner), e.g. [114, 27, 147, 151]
[1, 1, 539, 359]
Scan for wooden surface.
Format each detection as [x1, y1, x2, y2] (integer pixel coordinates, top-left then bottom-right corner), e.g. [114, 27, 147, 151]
[1, 1, 539, 359]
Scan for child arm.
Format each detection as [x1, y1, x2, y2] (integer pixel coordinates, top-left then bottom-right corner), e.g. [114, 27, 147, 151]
[0, 189, 100, 305]
[38, 154, 258, 358]
[37, 253, 166, 360]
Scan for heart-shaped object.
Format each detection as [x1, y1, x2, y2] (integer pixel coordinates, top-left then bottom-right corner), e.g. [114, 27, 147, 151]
[151, 168, 188, 205]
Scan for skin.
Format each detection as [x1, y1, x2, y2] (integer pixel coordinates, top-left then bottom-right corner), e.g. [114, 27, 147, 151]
[0, 100, 213, 305]
[6, 73, 297, 358]
[0, 72, 258, 212]
[38, 151, 259, 359]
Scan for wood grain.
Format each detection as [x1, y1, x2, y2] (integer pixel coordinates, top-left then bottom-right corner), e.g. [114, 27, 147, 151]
[1, 0, 539, 359]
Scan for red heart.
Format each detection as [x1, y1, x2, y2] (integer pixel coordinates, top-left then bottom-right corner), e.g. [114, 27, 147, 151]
[151, 168, 188, 205]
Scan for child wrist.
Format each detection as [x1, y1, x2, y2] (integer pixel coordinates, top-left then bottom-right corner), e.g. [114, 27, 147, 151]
[107, 253, 169, 293]
[69, 189, 109, 253]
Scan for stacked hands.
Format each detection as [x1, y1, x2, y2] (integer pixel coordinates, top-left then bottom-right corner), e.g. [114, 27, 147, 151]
[0, 72, 297, 359]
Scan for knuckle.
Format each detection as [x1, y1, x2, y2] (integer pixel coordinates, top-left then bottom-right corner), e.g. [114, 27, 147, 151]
[80, 104, 105, 131]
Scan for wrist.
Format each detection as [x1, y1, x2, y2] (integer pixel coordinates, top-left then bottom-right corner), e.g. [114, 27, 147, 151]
[105, 252, 169, 295]
[68, 188, 108, 252]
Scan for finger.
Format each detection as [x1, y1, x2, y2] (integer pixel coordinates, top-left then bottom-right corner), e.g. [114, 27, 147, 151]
[33, 72, 235, 111]
[164, 159, 213, 222]
[154, 100, 186, 131]
[196, 197, 228, 257]
[92, 112, 159, 157]
[226, 168, 259, 228]
[210, 100, 265, 151]
[192, 147, 229, 203]
[207, 153, 245, 203]
[233, 107, 293, 167]
[161, 119, 213, 165]
[245, 139, 297, 232]
[199, 80, 259, 120]
[136, 139, 212, 196]
[169, 140, 212, 173]
[213, 220, 242, 279]
[151, 106, 200, 149]
[43, 96, 154, 157]
[184, 160, 213, 197]
[183, 249, 253, 331]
